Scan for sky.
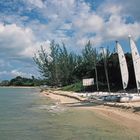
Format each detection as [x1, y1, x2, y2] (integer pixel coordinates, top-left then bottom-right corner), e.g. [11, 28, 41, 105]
[0, 0, 140, 80]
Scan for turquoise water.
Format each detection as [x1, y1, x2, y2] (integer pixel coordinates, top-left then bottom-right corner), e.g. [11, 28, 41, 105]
[0, 87, 139, 140]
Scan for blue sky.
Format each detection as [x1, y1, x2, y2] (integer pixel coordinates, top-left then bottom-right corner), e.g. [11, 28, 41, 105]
[0, 0, 140, 80]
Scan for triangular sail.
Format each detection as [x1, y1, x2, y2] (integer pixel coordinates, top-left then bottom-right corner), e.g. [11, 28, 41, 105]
[129, 35, 140, 91]
[116, 41, 129, 90]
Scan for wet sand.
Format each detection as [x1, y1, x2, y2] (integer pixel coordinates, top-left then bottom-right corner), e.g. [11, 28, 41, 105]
[41, 90, 140, 134]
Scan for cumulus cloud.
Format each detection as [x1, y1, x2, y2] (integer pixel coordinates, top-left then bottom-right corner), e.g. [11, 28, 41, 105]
[101, 0, 140, 21]
[103, 15, 140, 40]
[0, 0, 140, 79]
[0, 23, 49, 79]
[26, 0, 44, 8]
[1, 0, 140, 47]
[0, 23, 33, 57]
[95, 0, 140, 42]
[0, 69, 34, 79]
[0, 23, 50, 58]
[31, 0, 140, 46]
[11, 69, 32, 78]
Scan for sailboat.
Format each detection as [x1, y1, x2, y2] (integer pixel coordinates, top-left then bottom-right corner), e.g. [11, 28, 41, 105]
[116, 41, 129, 90]
[115, 41, 131, 102]
[129, 35, 140, 94]
[119, 35, 140, 102]
[103, 37, 140, 102]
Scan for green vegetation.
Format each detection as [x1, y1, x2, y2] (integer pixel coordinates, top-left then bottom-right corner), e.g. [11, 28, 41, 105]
[61, 82, 84, 92]
[34, 40, 136, 92]
[0, 76, 44, 87]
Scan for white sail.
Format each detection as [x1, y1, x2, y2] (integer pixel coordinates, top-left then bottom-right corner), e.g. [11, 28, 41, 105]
[116, 41, 129, 89]
[129, 35, 140, 90]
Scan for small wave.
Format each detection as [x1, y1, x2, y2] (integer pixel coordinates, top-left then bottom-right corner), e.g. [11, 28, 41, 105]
[31, 104, 66, 113]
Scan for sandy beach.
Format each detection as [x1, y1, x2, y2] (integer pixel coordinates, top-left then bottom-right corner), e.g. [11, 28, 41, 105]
[41, 89, 140, 133]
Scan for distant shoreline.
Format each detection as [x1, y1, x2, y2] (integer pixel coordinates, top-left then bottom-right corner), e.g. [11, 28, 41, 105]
[0, 86, 38, 88]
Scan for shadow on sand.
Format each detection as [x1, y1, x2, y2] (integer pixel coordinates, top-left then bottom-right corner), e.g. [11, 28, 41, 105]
[63, 100, 140, 113]
[62, 101, 102, 108]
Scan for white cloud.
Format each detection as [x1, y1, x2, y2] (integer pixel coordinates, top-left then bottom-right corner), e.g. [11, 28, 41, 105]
[0, 23, 50, 80]
[0, 23, 50, 58]
[103, 15, 140, 40]
[11, 69, 32, 78]
[35, 0, 140, 46]
[1, 0, 140, 49]
[24, 0, 44, 8]
[96, 0, 140, 42]
[97, 1, 122, 16]
[104, 0, 140, 21]
[73, 14, 104, 33]
[0, 69, 34, 79]
[0, 23, 33, 56]
[1, 0, 140, 80]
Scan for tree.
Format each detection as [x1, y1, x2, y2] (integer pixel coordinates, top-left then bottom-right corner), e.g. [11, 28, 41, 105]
[34, 40, 137, 91]
[33, 46, 50, 78]
[0, 80, 9, 86]
[58, 44, 77, 85]
[34, 41, 77, 86]
[75, 41, 97, 78]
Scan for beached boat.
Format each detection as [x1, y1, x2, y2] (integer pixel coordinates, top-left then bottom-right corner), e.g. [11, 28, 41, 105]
[102, 41, 129, 102]
[119, 36, 140, 102]
[120, 95, 140, 102]
[102, 37, 140, 102]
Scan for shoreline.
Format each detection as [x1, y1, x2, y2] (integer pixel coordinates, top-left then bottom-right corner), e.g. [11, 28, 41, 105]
[41, 89, 140, 133]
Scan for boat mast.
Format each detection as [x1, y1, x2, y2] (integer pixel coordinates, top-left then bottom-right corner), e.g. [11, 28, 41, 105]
[101, 47, 110, 93]
[94, 49, 99, 91]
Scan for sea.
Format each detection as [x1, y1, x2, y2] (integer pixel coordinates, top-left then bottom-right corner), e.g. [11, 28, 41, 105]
[0, 87, 139, 140]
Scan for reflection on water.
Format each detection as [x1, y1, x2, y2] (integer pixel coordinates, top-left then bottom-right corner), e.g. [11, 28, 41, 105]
[0, 87, 139, 140]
